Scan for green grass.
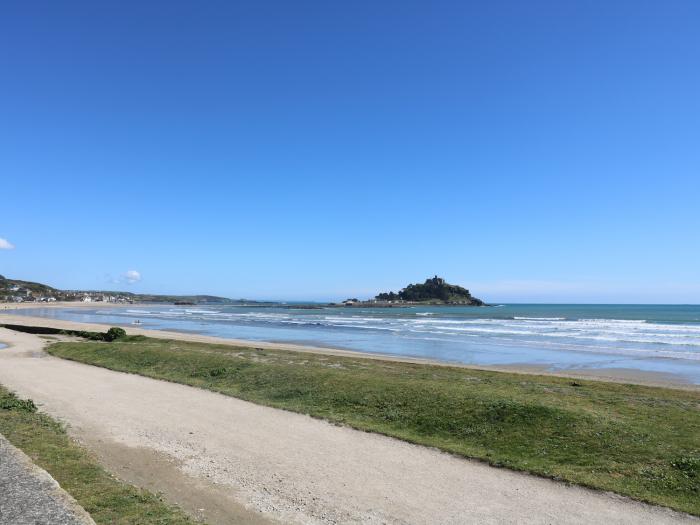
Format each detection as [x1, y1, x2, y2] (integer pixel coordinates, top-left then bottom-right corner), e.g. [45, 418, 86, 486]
[47, 337, 700, 516]
[0, 386, 198, 524]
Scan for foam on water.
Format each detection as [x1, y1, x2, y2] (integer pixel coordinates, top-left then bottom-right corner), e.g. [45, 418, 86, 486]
[105, 306, 700, 354]
[513, 317, 566, 321]
[11, 304, 700, 382]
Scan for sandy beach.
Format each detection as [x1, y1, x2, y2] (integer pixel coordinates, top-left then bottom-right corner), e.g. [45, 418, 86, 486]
[1, 326, 697, 524]
[0, 307, 696, 390]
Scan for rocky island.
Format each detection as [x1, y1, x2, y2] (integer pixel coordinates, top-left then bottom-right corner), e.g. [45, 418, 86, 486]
[343, 276, 485, 306]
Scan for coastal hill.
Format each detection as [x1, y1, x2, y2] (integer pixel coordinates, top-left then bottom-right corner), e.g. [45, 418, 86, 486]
[370, 276, 485, 306]
[0, 275, 260, 305]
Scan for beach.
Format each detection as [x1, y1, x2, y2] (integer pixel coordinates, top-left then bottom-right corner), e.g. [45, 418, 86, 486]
[0, 308, 696, 389]
[0, 303, 700, 389]
[1, 325, 698, 524]
[10, 302, 700, 384]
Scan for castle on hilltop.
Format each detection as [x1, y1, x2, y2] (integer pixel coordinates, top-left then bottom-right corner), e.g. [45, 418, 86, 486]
[372, 275, 483, 305]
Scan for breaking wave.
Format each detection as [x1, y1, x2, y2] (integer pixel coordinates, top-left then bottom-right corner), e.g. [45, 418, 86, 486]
[99, 306, 700, 362]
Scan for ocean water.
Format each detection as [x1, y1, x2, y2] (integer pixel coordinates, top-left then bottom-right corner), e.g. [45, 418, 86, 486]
[11, 304, 700, 383]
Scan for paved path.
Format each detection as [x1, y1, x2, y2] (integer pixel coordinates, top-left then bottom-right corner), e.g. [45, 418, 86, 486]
[0, 434, 94, 525]
[0, 327, 697, 524]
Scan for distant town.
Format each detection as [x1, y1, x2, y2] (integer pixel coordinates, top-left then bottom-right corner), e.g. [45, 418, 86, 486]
[0, 276, 136, 304]
[2, 287, 133, 304]
[0, 275, 241, 305]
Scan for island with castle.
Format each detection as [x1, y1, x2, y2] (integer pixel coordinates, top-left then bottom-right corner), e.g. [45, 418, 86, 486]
[341, 276, 486, 307]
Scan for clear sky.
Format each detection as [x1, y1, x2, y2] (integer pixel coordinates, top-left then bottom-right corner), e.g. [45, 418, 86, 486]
[1, 1, 699, 303]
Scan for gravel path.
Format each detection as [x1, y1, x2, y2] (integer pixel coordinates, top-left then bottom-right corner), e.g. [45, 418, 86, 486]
[0, 328, 697, 525]
[0, 434, 94, 525]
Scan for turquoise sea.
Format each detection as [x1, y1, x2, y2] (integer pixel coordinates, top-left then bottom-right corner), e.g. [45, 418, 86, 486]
[11, 304, 700, 383]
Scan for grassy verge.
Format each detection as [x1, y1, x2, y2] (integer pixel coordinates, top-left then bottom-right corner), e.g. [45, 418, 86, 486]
[47, 336, 700, 516]
[0, 386, 198, 524]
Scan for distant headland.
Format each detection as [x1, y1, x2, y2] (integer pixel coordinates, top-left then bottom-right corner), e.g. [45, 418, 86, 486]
[0, 275, 268, 306]
[340, 276, 485, 307]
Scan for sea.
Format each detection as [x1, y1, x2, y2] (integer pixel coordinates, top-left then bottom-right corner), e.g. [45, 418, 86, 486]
[11, 303, 700, 384]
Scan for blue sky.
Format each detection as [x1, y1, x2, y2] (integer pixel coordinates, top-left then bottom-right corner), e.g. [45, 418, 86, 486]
[1, 1, 699, 303]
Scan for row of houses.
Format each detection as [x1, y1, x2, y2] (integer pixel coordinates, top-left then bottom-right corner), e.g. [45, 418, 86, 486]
[2, 295, 58, 303]
[78, 294, 132, 303]
[1, 288, 132, 304]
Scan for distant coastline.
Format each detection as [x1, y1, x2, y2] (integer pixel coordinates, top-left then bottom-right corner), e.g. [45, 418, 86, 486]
[0, 274, 272, 306]
[0, 274, 487, 308]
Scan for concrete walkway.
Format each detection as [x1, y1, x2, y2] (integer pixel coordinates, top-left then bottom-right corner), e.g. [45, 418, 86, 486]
[0, 434, 94, 525]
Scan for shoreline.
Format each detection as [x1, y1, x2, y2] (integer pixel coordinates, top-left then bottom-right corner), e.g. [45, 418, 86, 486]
[1, 311, 697, 391]
[3, 328, 696, 523]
